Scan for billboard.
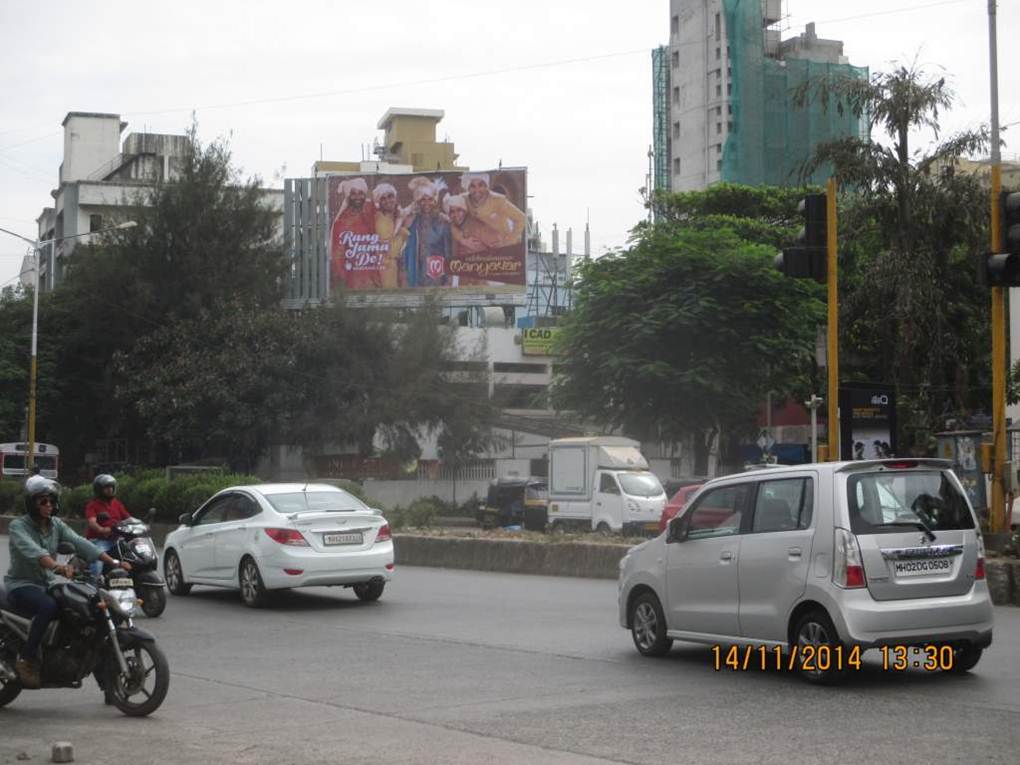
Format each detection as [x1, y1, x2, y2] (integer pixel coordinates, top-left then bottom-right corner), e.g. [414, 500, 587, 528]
[521, 327, 561, 356]
[839, 384, 898, 460]
[327, 168, 527, 292]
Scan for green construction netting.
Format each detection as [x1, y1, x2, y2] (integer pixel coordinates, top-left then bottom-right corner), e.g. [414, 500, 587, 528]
[721, 0, 869, 187]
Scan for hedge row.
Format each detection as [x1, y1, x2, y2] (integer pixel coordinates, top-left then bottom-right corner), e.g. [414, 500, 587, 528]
[1, 470, 261, 524]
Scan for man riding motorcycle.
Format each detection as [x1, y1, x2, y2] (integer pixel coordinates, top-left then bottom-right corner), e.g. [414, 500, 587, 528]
[4, 476, 129, 689]
[84, 474, 134, 577]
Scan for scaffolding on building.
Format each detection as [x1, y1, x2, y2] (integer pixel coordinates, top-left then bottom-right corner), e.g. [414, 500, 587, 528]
[721, 0, 869, 187]
[651, 45, 672, 195]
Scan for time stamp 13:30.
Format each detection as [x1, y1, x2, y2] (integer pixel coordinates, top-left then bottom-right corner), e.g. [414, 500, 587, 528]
[711, 644, 957, 672]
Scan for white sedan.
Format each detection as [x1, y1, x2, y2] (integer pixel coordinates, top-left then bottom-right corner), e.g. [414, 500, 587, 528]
[163, 483, 394, 607]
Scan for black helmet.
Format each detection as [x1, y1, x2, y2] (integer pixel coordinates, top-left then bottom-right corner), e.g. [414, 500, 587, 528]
[93, 473, 117, 497]
[24, 475, 61, 517]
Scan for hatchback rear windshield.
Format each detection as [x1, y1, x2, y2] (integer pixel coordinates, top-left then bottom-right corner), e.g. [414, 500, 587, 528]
[265, 491, 368, 514]
[618, 473, 664, 498]
[847, 470, 974, 535]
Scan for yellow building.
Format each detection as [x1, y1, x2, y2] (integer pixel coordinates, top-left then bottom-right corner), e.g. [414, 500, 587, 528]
[930, 156, 1020, 188]
[314, 108, 465, 176]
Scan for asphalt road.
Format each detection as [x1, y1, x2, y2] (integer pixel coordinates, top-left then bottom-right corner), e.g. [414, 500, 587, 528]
[1, 536, 1019, 764]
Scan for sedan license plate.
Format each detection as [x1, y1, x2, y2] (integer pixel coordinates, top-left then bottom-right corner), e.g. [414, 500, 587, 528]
[643, 522, 660, 533]
[323, 531, 363, 546]
[894, 557, 952, 577]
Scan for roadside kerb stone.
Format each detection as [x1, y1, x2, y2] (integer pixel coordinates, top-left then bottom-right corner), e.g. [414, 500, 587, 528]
[1, 515, 1017, 605]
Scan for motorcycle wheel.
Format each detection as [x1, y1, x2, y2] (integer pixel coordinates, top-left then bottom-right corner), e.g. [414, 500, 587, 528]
[141, 586, 167, 618]
[0, 629, 22, 706]
[105, 641, 170, 717]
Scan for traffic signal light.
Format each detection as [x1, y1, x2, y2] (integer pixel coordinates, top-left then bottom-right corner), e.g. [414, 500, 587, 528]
[980, 191, 1020, 287]
[775, 193, 827, 283]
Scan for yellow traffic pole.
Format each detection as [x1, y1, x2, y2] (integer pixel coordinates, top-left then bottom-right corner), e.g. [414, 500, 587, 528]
[826, 177, 839, 461]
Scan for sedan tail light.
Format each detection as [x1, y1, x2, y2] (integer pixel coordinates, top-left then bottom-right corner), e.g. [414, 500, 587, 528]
[375, 523, 392, 543]
[833, 527, 866, 589]
[264, 528, 309, 546]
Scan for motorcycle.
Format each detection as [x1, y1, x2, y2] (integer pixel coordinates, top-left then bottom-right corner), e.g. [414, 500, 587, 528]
[98, 508, 167, 618]
[0, 543, 170, 716]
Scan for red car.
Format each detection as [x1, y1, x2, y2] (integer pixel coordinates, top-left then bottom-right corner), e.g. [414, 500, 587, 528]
[657, 483, 705, 534]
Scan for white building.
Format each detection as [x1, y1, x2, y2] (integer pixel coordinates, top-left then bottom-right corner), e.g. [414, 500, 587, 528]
[27, 112, 282, 290]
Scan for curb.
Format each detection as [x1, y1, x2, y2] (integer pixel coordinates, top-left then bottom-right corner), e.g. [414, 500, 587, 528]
[1, 515, 1017, 606]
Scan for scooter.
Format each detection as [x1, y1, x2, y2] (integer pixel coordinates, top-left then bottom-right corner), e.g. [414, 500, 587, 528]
[99, 508, 167, 618]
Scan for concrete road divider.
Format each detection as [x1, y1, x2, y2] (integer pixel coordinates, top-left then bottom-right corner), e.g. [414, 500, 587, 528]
[1, 515, 1018, 604]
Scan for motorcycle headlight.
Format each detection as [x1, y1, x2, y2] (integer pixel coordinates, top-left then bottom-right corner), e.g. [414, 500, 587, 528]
[104, 587, 138, 617]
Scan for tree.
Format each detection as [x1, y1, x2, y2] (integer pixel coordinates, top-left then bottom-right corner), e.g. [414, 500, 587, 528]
[551, 225, 823, 469]
[795, 63, 992, 450]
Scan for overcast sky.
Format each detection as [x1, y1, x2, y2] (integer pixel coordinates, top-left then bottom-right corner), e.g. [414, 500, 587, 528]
[1, 0, 1017, 289]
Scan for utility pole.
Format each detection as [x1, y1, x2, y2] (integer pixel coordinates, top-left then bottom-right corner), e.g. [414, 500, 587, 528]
[826, 177, 840, 461]
[988, 0, 1006, 533]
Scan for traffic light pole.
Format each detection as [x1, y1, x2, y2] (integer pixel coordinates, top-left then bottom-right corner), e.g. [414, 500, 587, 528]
[826, 177, 839, 461]
[989, 0, 1005, 533]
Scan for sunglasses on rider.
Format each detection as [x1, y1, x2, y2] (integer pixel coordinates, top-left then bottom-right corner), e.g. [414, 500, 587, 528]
[36, 497, 55, 506]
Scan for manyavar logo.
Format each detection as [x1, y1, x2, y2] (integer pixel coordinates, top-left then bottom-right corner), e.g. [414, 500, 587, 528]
[521, 327, 560, 356]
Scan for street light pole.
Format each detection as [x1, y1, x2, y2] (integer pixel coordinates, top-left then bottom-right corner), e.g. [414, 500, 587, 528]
[0, 220, 137, 473]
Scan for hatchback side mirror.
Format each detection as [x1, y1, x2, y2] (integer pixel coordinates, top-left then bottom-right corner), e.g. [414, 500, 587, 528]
[178, 512, 192, 526]
[666, 516, 688, 544]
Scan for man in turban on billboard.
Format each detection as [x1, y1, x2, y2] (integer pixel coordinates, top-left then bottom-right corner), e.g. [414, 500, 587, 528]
[330, 177, 383, 290]
[462, 172, 527, 247]
[402, 177, 452, 287]
[372, 182, 408, 289]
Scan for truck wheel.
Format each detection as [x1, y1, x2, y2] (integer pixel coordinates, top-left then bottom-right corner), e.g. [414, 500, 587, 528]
[595, 522, 611, 536]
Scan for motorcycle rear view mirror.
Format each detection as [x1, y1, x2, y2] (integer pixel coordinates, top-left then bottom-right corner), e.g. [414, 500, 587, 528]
[145, 507, 157, 522]
[57, 542, 76, 555]
[97, 512, 110, 523]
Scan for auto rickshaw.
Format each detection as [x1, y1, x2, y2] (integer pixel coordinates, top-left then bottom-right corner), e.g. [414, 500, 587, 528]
[476, 477, 548, 530]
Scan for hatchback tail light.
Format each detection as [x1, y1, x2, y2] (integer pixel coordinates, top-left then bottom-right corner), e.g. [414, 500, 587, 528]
[375, 523, 392, 543]
[264, 528, 309, 546]
[833, 528, 867, 589]
[975, 535, 986, 581]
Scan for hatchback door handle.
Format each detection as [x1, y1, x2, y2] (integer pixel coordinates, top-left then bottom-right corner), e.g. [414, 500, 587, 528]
[720, 551, 733, 561]
[788, 546, 802, 557]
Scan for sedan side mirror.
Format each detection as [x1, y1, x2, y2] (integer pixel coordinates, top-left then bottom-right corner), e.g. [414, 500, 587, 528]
[666, 516, 688, 544]
[178, 512, 192, 526]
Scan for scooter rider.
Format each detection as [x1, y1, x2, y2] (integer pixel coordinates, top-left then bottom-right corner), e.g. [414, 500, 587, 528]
[84, 474, 133, 577]
[4, 476, 129, 689]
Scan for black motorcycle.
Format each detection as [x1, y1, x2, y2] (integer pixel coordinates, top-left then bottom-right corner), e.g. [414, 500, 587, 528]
[0, 543, 170, 716]
[99, 508, 167, 618]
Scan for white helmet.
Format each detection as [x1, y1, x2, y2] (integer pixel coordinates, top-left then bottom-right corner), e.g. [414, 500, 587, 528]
[24, 475, 61, 516]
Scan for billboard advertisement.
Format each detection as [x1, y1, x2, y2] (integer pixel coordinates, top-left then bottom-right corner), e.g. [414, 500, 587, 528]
[521, 327, 561, 356]
[327, 168, 527, 292]
[839, 384, 898, 460]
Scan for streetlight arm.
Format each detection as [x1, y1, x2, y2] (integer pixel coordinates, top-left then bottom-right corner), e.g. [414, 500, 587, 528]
[0, 226, 38, 247]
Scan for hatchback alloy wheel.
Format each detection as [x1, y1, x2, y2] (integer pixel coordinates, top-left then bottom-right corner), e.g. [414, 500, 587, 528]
[629, 592, 672, 656]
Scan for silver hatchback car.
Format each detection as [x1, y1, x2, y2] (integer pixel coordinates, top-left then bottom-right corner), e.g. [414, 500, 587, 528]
[618, 459, 993, 683]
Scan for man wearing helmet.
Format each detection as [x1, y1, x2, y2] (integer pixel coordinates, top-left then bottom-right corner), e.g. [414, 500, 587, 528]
[5, 476, 126, 688]
[84, 474, 133, 575]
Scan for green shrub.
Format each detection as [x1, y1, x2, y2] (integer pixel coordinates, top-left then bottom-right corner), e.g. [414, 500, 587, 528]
[386, 496, 442, 530]
[0, 481, 23, 515]
[50, 469, 262, 524]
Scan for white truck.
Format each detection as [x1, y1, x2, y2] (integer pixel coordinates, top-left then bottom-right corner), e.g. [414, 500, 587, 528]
[546, 437, 666, 534]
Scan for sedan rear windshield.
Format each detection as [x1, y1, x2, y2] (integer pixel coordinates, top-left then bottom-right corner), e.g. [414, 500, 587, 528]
[265, 491, 369, 514]
[847, 470, 974, 535]
[618, 473, 664, 498]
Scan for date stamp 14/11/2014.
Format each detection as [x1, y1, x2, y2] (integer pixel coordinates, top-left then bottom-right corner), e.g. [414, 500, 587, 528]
[711, 644, 956, 673]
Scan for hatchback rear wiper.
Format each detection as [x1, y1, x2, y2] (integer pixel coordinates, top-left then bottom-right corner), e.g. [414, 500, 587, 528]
[873, 521, 936, 542]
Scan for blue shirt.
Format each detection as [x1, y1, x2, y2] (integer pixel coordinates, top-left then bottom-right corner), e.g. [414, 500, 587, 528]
[5, 514, 102, 591]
